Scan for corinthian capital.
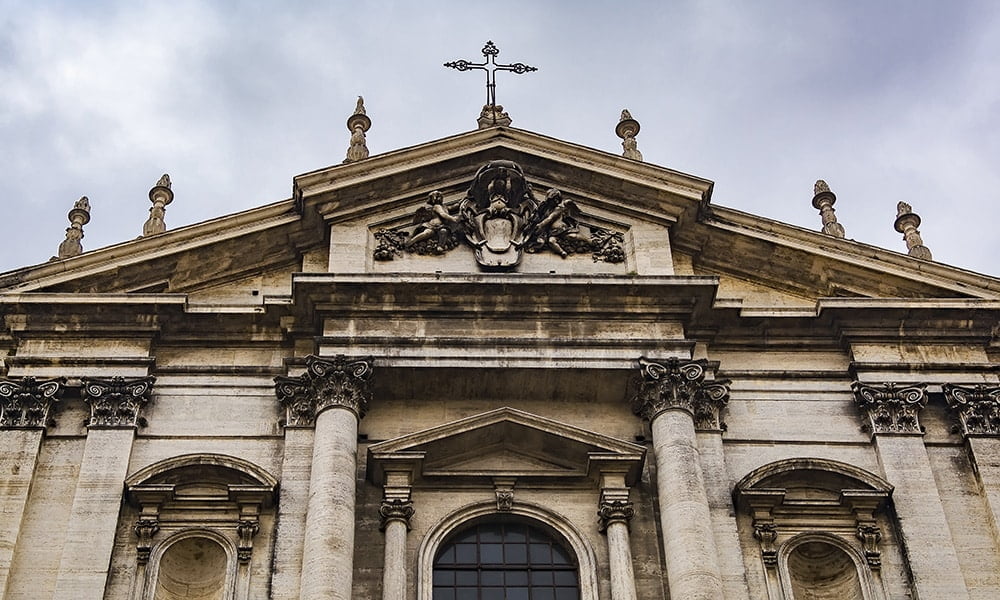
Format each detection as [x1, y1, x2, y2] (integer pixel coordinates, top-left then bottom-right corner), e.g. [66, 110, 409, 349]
[274, 355, 374, 427]
[0, 376, 65, 430]
[379, 498, 414, 531]
[851, 382, 927, 435]
[943, 384, 1000, 437]
[630, 357, 731, 430]
[82, 376, 156, 428]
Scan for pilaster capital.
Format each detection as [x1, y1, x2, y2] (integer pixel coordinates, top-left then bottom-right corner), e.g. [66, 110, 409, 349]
[943, 384, 1000, 437]
[274, 354, 374, 427]
[630, 357, 731, 430]
[133, 517, 160, 564]
[851, 381, 927, 435]
[752, 521, 778, 568]
[0, 376, 65, 430]
[237, 518, 260, 563]
[82, 376, 155, 429]
[379, 498, 414, 531]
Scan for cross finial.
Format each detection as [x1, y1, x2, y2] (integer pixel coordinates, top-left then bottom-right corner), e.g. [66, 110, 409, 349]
[445, 41, 537, 128]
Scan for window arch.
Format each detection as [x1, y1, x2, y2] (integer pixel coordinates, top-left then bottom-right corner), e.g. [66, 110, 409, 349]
[433, 521, 579, 600]
[419, 501, 598, 600]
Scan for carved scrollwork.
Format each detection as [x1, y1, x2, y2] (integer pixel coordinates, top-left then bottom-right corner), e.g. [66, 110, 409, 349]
[856, 524, 882, 569]
[378, 498, 415, 531]
[597, 499, 635, 532]
[237, 519, 260, 563]
[851, 382, 927, 435]
[133, 517, 160, 564]
[631, 357, 731, 430]
[0, 376, 64, 430]
[274, 355, 374, 427]
[943, 384, 1000, 437]
[82, 376, 155, 428]
[752, 522, 778, 568]
[372, 161, 625, 269]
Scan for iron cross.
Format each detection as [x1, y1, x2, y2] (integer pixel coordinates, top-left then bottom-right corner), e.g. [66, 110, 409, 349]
[444, 41, 537, 122]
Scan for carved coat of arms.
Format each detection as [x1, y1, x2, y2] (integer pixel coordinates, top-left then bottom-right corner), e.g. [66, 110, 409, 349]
[374, 160, 624, 269]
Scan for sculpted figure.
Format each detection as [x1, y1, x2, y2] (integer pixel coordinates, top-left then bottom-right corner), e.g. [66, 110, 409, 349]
[406, 191, 461, 252]
[531, 189, 590, 257]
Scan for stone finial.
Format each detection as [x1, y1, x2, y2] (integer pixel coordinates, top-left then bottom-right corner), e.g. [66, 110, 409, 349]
[943, 384, 1000, 437]
[55, 196, 92, 259]
[0, 376, 65, 430]
[142, 174, 174, 236]
[344, 96, 372, 163]
[615, 109, 642, 161]
[851, 381, 928, 435]
[477, 104, 512, 129]
[811, 180, 845, 238]
[630, 357, 731, 430]
[274, 354, 374, 427]
[893, 201, 932, 260]
[82, 376, 156, 428]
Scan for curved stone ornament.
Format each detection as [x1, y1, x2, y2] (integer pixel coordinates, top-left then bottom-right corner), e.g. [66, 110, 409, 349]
[274, 354, 374, 426]
[851, 381, 928, 435]
[378, 498, 415, 531]
[0, 376, 65, 429]
[943, 383, 1000, 437]
[631, 357, 731, 430]
[82, 376, 156, 428]
[597, 499, 635, 532]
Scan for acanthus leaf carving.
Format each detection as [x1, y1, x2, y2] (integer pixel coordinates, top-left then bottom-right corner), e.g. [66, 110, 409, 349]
[133, 517, 160, 564]
[630, 357, 731, 430]
[237, 519, 260, 563]
[378, 498, 415, 531]
[752, 522, 778, 568]
[274, 355, 374, 427]
[943, 384, 1000, 437]
[0, 376, 65, 430]
[372, 161, 625, 269]
[852, 381, 927, 435]
[856, 524, 882, 570]
[82, 376, 155, 428]
[597, 499, 635, 532]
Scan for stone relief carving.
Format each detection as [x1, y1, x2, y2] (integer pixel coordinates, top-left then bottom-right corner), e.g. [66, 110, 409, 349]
[856, 524, 883, 569]
[943, 384, 1000, 437]
[133, 518, 160, 564]
[630, 357, 731, 430]
[372, 160, 625, 269]
[274, 354, 374, 426]
[851, 382, 928, 435]
[752, 522, 778, 567]
[237, 519, 260, 563]
[82, 376, 155, 428]
[0, 376, 64, 429]
[597, 499, 635, 532]
[378, 498, 415, 530]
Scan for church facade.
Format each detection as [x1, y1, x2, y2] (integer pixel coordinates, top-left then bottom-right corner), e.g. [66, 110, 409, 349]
[0, 122, 998, 600]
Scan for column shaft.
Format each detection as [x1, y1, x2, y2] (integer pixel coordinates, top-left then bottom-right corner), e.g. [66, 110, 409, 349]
[52, 428, 135, 599]
[698, 432, 752, 600]
[382, 519, 407, 600]
[605, 521, 637, 600]
[0, 430, 43, 598]
[874, 435, 969, 599]
[651, 410, 724, 600]
[299, 407, 359, 600]
[271, 427, 314, 600]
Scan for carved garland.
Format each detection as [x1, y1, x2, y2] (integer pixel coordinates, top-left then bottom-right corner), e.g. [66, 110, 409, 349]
[630, 357, 731, 430]
[943, 384, 1000, 437]
[0, 376, 65, 429]
[82, 376, 156, 428]
[851, 382, 927, 435]
[274, 355, 374, 427]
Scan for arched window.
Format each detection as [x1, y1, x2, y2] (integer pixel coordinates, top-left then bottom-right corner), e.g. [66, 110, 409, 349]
[432, 522, 580, 600]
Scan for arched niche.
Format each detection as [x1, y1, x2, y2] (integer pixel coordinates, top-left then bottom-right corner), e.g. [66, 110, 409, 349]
[733, 458, 894, 600]
[148, 530, 235, 600]
[418, 500, 599, 600]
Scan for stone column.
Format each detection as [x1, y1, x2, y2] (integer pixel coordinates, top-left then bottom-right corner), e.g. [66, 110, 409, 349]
[270, 426, 314, 600]
[631, 357, 729, 600]
[275, 355, 373, 600]
[379, 491, 413, 600]
[52, 376, 154, 600]
[0, 377, 63, 598]
[853, 382, 970, 600]
[944, 384, 1000, 542]
[598, 481, 637, 600]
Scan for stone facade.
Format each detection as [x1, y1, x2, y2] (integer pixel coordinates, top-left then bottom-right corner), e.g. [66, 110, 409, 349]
[1, 125, 998, 599]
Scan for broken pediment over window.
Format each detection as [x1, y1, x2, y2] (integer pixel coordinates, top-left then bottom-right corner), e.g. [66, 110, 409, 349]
[373, 160, 625, 269]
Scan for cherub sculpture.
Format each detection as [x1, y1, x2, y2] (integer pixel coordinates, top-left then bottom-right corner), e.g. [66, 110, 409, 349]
[406, 191, 461, 253]
[531, 189, 591, 257]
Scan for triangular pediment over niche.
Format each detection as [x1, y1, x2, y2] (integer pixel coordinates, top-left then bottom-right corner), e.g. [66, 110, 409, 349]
[366, 407, 645, 487]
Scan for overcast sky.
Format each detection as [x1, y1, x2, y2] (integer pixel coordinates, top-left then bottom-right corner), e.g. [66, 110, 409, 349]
[1, 1, 997, 277]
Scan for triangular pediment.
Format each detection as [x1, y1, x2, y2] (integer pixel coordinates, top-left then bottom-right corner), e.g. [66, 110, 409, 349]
[366, 407, 645, 487]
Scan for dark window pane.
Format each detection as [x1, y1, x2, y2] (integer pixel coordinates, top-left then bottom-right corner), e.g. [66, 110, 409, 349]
[438, 546, 455, 563]
[531, 570, 554, 585]
[481, 571, 503, 586]
[456, 571, 477, 586]
[555, 588, 578, 600]
[534, 590, 555, 600]
[551, 545, 572, 565]
[505, 527, 526, 543]
[482, 590, 504, 600]
[529, 543, 552, 563]
[454, 543, 477, 564]
[505, 544, 527, 563]
[433, 570, 454, 585]
[507, 588, 529, 600]
[505, 570, 528, 586]
[455, 530, 478, 543]
[456, 587, 477, 600]
[479, 528, 503, 543]
[433, 590, 455, 600]
[554, 571, 578, 586]
[480, 543, 503, 564]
